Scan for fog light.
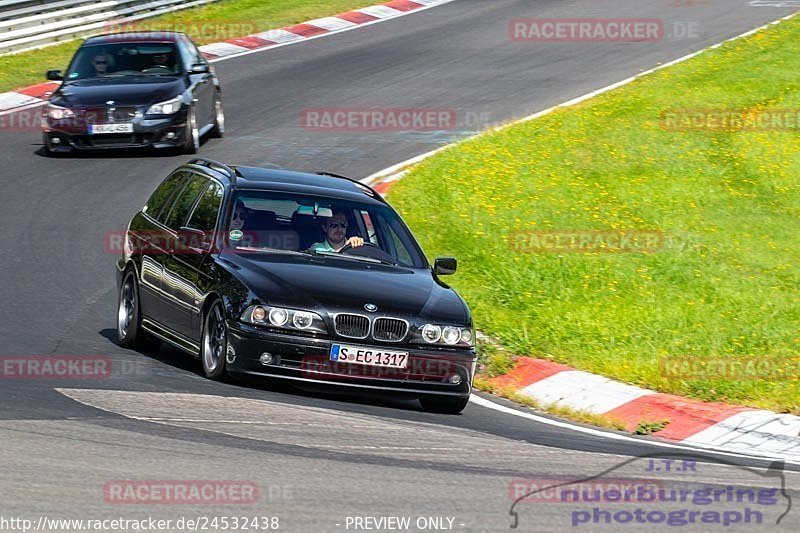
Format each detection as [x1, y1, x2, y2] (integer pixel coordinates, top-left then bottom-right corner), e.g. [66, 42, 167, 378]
[448, 373, 463, 385]
[259, 352, 274, 366]
[51, 137, 61, 144]
[165, 132, 176, 139]
[226, 345, 236, 364]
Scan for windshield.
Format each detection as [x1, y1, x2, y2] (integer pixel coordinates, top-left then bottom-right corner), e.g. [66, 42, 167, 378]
[66, 43, 181, 81]
[226, 191, 427, 268]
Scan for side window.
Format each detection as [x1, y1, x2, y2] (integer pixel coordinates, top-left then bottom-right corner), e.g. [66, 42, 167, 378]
[144, 172, 188, 222]
[186, 182, 223, 232]
[164, 174, 208, 230]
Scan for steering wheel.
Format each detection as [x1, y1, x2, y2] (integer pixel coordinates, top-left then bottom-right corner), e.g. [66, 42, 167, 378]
[339, 241, 381, 253]
[141, 66, 173, 74]
[339, 241, 397, 264]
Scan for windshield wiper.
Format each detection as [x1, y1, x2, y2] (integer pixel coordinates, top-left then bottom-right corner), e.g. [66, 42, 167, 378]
[232, 246, 309, 256]
[308, 249, 397, 266]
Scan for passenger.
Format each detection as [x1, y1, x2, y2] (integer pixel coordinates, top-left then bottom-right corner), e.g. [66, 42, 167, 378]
[311, 211, 364, 252]
[150, 53, 172, 70]
[230, 201, 248, 231]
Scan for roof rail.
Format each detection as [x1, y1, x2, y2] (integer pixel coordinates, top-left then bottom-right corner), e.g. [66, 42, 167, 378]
[188, 158, 237, 185]
[316, 171, 384, 200]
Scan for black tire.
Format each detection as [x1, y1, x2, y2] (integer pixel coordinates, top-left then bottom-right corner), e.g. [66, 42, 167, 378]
[210, 95, 224, 138]
[117, 269, 158, 349]
[419, 395, 470, 414]
[182, 106, 200, 154]
[201, 299, 228, 380]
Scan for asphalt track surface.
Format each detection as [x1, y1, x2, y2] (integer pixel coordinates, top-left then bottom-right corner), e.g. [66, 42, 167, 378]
[1, 1, 799, 531]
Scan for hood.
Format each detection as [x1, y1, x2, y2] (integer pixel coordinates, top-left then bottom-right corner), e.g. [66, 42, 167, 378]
[220, 252, 469, 325]
[52, 76, 185, 107]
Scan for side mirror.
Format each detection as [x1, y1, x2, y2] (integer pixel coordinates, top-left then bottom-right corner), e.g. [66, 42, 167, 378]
[433, 257, 457, 276]
[189, 63, 210, 74]
[46, 69, 63, 81]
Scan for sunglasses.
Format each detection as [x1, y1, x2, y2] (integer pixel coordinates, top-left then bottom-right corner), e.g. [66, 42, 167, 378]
[233, 211, 247, 220]
[94, 60, 108, 65]
[327, 222, 348, 229]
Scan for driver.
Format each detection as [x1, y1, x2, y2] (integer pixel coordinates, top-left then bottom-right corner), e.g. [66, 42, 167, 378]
[91, 53, 112, 76]
[311, 210, 364, 252]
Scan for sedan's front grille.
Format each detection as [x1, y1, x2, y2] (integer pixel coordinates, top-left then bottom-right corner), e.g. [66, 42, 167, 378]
[85, 107, 138, 123]
[334, 314, 369, 339]
[372, 317, 408, 342]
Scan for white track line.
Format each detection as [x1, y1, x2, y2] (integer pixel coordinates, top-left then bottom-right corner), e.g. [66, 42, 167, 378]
[362, 10, 799, 185]
[469, 394, 800, 466]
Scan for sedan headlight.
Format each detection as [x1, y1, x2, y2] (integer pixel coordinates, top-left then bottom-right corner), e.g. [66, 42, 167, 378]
[418, 324, 474, 347]
[241, 305, 327, 334]
[145, 96, 183, 115]
[45, 104, 74, 120]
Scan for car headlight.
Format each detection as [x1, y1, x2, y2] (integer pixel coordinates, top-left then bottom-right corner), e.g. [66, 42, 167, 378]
[145, 96, 183, 115]
[241, 305, 327, 334]
[419, 324, 474, 347]
[45, 104, 74, 120]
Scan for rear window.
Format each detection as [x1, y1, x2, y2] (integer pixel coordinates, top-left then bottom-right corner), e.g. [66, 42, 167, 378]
[163, 175, 208, 230]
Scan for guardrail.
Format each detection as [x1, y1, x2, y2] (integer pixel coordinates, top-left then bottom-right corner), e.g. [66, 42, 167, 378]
[0, 0, 219, 55]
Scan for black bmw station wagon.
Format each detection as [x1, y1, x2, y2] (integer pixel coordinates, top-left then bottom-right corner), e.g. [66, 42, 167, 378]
[116, 159, 476, 413]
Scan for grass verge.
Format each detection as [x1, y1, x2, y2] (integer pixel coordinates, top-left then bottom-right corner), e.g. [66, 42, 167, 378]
[0, 0, 372, 93]
[389, 16, 800, 414]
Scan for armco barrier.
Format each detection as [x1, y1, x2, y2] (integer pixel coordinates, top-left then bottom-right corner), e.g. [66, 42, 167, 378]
[0, 0, 219, 55]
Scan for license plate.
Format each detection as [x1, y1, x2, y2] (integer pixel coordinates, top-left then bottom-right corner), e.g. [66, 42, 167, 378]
[88, 123, 133, 134]
[330, 344, 409, 369]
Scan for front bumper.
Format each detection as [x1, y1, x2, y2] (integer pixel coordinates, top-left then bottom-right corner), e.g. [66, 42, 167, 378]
[42, 108, 189, 151]
[227, 323, 477, 398]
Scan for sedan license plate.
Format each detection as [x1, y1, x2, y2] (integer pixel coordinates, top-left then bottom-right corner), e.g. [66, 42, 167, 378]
[330, 344, 409, 369]
[88, 123, 133, 134]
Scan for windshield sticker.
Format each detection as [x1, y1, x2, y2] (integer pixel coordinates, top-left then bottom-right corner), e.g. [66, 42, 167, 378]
[229, 229, 243, 241]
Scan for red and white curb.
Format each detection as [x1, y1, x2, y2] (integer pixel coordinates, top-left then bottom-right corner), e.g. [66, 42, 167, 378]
[0, 0, 456, 116]
[198, 0, 455, 60]
[487, 358, 800, 460]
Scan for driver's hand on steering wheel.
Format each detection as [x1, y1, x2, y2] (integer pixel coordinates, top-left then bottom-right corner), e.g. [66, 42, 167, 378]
[345, 236, 365, 249]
